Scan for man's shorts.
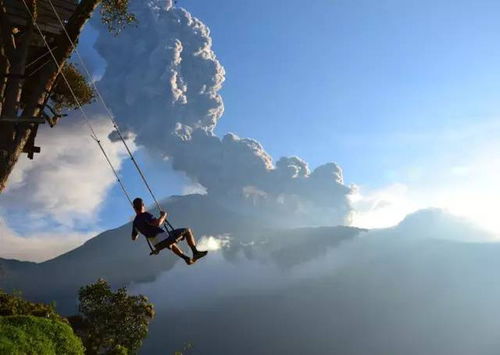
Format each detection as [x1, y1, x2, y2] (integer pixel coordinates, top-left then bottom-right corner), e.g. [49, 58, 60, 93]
[151, 228, 190, 250]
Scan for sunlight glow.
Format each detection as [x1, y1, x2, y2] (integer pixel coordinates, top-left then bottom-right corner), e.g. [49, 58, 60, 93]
[350, 153, 500, 238]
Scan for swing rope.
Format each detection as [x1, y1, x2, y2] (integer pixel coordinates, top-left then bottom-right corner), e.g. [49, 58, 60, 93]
[45, 0, 176, 231]
[20, 0, 171, 254]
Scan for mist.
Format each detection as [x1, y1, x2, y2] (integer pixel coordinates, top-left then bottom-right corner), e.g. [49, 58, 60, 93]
[128, 209, 500, 355]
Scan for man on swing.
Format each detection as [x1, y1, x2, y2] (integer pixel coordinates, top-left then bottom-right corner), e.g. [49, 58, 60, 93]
[131, 198, 207, 265]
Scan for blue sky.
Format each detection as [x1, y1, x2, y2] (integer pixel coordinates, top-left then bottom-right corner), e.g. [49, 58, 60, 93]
[194, 0, 500, 180]
[2, 0, 500, 261]
[93, 0, 500, 230]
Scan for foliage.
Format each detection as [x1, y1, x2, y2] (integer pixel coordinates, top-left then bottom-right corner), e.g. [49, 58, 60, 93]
[0, 289, 65, 323]
[100, 0, 137, 36]
[50, 63, 96, 113]
[108, 344, 129, 354]
[174, 342, 193, 355]
[71, 279, 154, 355]
[0, 315, 85, 355]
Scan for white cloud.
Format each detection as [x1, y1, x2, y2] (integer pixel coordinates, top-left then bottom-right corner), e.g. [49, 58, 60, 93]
[0, 216, 94, 262]
[349, 183, 421, 229]
[350, 116, 500, 238]
[182, 181, 207, 195]
[3, 113, 132, 228]
[0, 110, 133, 261]
[197, 234, 231, 251]
[424, 157, 500, 238]
[350, 152, 500, 238]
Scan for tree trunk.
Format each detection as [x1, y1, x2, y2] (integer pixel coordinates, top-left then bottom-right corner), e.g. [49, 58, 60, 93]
[0, 0, 102, 192]
[2, 1, 35, 117]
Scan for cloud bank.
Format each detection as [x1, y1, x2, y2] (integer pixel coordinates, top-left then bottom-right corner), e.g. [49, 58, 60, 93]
[2, 114, 129, 228]
[196, 234, 231, 251]
[0, 216, 94, 262]
[0, 112, 131, 261]
[131, 209, 499, 355]
[93, 0, 353, 226]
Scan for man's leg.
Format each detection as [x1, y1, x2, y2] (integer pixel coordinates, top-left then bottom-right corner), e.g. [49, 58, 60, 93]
[183, 228, 207, 261]
[169, 243, 194, 265]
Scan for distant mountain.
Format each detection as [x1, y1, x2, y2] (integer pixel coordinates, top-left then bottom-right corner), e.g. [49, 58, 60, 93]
[136, 209, 500, 355]
[386, 208, 494, 242]
[0, 194, 363, 313]
[0, 258, 36, 276]
[5, 204, 496, 355]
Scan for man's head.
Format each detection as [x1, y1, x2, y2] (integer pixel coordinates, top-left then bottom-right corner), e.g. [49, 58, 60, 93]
[133, 198, 145, 213]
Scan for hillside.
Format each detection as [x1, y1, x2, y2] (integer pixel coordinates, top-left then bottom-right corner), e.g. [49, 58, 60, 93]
[0, 194, 362, 313]
[136, 212, 500, 355]
[2, 206, 500, 354]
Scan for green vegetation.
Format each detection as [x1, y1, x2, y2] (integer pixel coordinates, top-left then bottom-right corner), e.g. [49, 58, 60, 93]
[0, 315, 84, 355]
[70, 279, 154, 355]
[0, 290, 83, 354]
[50, 63, 96, 113]
[100, 0, 138, 35]
[0, 290, 64, 322]
[1, 281, 155, 355]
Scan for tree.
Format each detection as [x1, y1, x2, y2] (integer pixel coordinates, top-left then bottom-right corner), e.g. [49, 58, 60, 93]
[0, 315, 85, 355]
[0, 289, 85, 354]
[69, 279, 155, 355]
[0, 0, 136, 192]
[50, 63, 96, 114]
[0, 289, 64, 322]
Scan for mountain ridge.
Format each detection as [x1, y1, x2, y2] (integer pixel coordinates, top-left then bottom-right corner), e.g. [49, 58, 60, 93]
[0, 194, 363, 313]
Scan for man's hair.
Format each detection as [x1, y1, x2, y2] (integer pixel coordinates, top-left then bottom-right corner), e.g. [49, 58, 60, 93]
[133, 198, 143, 211]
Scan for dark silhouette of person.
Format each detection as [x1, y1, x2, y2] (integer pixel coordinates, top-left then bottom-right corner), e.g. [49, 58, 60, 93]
[131, 197, 207, 265]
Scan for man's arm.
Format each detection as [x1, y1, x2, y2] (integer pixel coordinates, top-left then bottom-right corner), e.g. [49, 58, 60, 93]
[131, 225, 139, 241]
[146, 211, 168, 227]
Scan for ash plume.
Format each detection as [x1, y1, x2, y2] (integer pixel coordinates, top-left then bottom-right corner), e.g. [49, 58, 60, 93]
[94, 0, 353, 226]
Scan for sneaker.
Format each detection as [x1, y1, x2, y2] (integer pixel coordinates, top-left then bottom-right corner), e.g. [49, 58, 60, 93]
[192, 250, 208, 262]
[184, 257, 195, 265]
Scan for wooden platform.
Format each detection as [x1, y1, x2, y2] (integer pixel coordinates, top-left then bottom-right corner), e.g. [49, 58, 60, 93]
[5, 0, 78, 36]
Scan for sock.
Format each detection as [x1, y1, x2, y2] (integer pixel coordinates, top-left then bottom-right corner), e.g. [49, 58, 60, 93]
[190, 245, 198, 254]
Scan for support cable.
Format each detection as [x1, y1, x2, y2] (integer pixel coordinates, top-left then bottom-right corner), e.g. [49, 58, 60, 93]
[45, 0, 175, 232]
[21, 0, 170, 253]
[20, 0, 158, 253]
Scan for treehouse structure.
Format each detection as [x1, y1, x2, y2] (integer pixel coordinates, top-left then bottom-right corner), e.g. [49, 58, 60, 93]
[0, 0, 131, 193]
[6, 0, 78, 36]
[1, 0, 78, 159]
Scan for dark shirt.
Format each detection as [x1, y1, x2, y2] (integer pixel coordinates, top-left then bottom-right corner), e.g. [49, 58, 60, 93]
[132, 212, 165, 239]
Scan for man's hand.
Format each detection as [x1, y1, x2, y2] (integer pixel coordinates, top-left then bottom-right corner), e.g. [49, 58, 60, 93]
[158, 211, 168, 226]
[146, 211, 168, 227]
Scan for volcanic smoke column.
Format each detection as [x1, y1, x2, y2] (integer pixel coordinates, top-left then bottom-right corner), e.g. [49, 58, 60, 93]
[94, 0, 353, 226]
